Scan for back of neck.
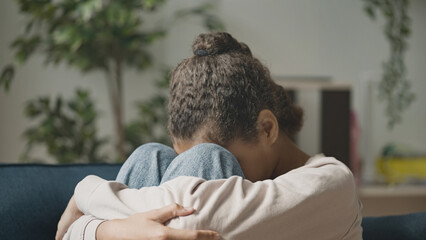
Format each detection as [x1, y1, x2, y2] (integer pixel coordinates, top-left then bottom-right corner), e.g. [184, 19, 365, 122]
[271, 134, 310, 178]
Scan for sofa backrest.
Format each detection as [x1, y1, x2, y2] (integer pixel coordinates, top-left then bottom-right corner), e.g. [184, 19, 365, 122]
[362, 211, 426, 240]
[0, 163, 121, 240]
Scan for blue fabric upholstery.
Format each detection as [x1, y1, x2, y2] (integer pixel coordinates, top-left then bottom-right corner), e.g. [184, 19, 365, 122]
[362, 211, 426, 240]
[1, 163, 425, 240]
[0, 163, 121, 240]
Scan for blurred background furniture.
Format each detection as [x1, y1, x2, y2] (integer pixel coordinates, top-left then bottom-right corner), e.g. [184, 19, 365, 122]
[359, 185, 426, 217]
[276, 77, 352, 168]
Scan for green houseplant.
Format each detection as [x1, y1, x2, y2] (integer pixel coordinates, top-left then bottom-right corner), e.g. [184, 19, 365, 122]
[21, 89, 108, 163]
[0, 0, 224, 162]
[363, 0, 415, 128]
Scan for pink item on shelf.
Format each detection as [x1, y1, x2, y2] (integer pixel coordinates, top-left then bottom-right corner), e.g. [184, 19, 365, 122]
[350, 110, 361, 185]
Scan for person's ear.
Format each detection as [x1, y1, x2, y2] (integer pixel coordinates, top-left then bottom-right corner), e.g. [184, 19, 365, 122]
[257, 109, 279, 145]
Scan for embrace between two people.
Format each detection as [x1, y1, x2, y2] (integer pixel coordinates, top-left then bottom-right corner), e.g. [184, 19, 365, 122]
[56, 32, 362, 240]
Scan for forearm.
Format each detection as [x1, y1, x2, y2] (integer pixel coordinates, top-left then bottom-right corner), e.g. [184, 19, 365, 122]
[74, 175, 180, 220]
[95, 220, 121, 240]
[65, 204, 218, 240]
[62, 215, 105, 240]
[65, 177, 180, 240]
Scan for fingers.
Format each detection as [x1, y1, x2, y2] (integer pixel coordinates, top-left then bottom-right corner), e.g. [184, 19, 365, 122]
[149, 203, 195, 223]
[124, 204, 221, 240]
[164, 228, 221, 240]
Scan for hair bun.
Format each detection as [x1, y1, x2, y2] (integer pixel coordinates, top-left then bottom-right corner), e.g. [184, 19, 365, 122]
[192, 32, 252, 57]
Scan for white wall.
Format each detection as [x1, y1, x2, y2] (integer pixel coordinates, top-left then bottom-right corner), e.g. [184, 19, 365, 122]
[1, 0, 425, 182]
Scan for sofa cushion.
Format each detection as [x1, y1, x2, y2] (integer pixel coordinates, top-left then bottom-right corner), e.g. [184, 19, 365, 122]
[0, 163, 121, 240]
[362, 211, 426, 240]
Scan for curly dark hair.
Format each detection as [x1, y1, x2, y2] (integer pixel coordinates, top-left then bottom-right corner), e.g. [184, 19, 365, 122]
[168, 32, 303, 146]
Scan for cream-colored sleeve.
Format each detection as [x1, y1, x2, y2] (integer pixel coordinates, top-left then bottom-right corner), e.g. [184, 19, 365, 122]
[62, 215, 105, 240]
[69, 156, 362, 240]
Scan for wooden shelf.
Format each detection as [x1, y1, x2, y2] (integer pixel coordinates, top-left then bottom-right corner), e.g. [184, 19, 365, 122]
[359, 185, 426, 197]
[273, 76, 351, 90]
[359, 185, 426, 216]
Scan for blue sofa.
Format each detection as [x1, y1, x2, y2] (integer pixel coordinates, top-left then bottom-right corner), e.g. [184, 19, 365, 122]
[0, 163, 120, 240]
[1, 163, 425, 240]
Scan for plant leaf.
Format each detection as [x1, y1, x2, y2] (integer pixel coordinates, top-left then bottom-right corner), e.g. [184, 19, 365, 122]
[0, 64, 15, 91]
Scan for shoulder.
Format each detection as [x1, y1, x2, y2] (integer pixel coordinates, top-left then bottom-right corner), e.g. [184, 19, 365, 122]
[292, 154, 355, 190]
[277, 155, 362, 239]
[275, 155, 361, 222]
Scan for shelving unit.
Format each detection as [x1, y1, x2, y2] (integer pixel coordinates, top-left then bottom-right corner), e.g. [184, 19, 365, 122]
[359, 185, 426, 217]
[275, 77, 352, 167]
[275, 77, 426, 217]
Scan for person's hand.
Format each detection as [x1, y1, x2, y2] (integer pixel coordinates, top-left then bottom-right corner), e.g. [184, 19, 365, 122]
[96, 203, 221, 240]
[55, 195, 83, 240]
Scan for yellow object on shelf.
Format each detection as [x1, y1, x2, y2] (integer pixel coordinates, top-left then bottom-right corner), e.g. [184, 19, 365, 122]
[376, 157, 426, 184]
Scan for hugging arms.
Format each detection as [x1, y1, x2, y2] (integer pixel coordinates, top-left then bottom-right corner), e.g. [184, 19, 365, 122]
[58, 32, 363, 239]
[59, 143, 362, 240]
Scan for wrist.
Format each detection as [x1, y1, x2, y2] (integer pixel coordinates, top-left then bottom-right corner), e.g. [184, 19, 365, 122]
[96, 220, 109, 240]
[96, 220, 123, 240]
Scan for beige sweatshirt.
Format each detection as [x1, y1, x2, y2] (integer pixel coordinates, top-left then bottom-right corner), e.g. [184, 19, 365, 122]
[64, 155, 363, 240]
